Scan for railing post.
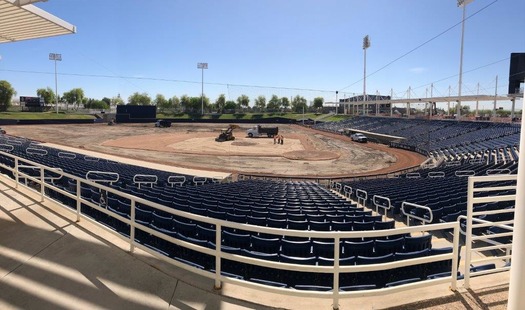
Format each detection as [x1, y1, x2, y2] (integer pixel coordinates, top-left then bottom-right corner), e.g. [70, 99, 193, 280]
[332, 237, 340, 310]
[14, 158, 19, 189]
[76, 179, 81, 222]
[451, 223, 460, 291]
[214, 223, 222, 290]
[39, 166, 45, 202]
[130, 200, 136, 253]
[464, 176, 474, 288]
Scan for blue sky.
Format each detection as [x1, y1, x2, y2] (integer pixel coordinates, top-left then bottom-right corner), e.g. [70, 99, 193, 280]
[0, 0, 524, 109]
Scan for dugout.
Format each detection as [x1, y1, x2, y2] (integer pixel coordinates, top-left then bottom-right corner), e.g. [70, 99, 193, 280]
[116, 105, 157, 123]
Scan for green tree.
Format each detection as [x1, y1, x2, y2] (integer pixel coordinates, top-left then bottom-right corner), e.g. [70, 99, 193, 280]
[62, 88, 85, 110]
[254, 95, 266, 112]
[36, 87, 56, 105]
[0, 80, 15, 112]
[215, 94, 226, 113]
[170, 96, 181, 112]
[111, 95, 124, 106]
[237, 94, 250, 110]
[267, 95, 280, 111]
[291, 95, 308, 113]
[280, 97, 290, 111]
[224, 100, 237, 111]
[101, 97, 111, 106]
[128, 92, 151, 105]
[154, 94, 171, 112]
[186, 96, 209, 114]
[180, 95, 190, 112]
[313, 96, 324, 111]
[84, 98, 109, 110]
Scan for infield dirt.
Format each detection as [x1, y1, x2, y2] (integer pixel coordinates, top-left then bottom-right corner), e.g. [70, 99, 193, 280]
[3, 123, 426, 177]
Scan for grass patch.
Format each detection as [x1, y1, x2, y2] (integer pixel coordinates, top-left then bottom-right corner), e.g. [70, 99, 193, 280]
[0, 111, 95, 120]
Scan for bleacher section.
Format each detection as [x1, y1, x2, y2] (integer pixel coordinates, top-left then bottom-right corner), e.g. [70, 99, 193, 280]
[315, 116, 520, 161]
[0, 133, 460, 291]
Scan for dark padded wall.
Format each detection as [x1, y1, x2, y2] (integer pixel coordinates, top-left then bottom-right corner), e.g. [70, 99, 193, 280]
[508, 53, 525, 95]
[116, 105, 156, 123]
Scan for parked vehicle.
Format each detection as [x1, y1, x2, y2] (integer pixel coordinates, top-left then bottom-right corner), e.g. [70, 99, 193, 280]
[351, 133, 367, 143]
[246, 125, 279, 138]
[155, 119, 172, 128]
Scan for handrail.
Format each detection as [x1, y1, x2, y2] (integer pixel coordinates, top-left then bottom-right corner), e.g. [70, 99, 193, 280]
[372, 195, 392, 218]
[464, 174, 517, 289]
[58, 151, 77, 159]
[428, 171, 445, 178]
[343, 185, 352, 198]
[445, 161, 461, 167]
[0, 148, 461, 309]
[167, 175, 186, 186]
[133, 174, 158, 188]
[406, 172, 421, 179]
[84, 155, 100, 162]
[455, 170, 475, 177]
[0, 144, 14, 152]
[26, 147, 48, 156]
[86, 170, 119, 184]
[401, 202, 433, 226]
[193, 176, 207, 185]
[486, 168, 511, 175]
[355, 189, 367, 207]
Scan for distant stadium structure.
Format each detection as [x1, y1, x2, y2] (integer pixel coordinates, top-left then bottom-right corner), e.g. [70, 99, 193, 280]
[508, 53, 525, 96]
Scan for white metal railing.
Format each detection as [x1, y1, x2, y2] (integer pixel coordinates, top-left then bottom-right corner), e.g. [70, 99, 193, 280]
[86, 171, 119, 184]
[133, 174, 158, 188]
[167, 175, 186, 186]
[372, 195, 392, 219]
[401, 202, 433, 226]
[455, 170, 475, 177]
[343, 185, 352, 198]
[0, 150, 462, 309]
[463, 174, 516, 288]
[428, 171, 445, 178]
[355, 189, 367, 207]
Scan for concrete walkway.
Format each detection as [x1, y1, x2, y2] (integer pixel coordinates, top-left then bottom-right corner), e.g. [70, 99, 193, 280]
[0, 175, 510, 310]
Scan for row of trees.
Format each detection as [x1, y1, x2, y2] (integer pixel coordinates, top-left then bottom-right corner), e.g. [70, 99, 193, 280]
[0, 80, 325, 114]
[132, 92, 325, 114]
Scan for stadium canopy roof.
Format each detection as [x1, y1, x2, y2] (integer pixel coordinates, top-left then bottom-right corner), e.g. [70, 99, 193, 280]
[0, 0, 76, 44]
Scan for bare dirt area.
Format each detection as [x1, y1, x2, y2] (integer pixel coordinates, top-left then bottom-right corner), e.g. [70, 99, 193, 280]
[3, 123, 426, 177]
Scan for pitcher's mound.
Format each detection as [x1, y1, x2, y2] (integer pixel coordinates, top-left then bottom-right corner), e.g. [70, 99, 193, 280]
[283, 150, 340, 161]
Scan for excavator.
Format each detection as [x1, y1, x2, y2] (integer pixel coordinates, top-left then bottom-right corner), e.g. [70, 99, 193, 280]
[215, 124, 239, 142]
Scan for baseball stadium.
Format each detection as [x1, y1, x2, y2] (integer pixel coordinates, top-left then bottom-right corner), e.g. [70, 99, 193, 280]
[0, 1, 524, 310]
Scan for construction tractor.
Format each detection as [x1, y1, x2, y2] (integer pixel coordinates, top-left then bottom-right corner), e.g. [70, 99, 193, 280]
[215, 124, 239, 142]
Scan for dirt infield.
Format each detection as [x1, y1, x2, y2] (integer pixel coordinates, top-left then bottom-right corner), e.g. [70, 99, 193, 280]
[3, 123, 426, 178]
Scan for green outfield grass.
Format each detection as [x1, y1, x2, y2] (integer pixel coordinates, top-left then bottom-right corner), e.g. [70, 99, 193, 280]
[0, 112, 95, 120]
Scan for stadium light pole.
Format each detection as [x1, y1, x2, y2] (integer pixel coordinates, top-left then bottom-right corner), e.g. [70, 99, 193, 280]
[49, 53, 62, 114]
[197, 62, 208, 116]
[456, 0, 473, 120]
[363, 35, 370, 116]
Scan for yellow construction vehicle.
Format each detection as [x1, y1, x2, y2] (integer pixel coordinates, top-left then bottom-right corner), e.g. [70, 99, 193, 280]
[215, 124, 239, 142]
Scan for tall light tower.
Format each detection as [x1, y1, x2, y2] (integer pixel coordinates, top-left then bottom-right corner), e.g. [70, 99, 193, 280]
[49, 53, 62, 114]
[456, 0, 473, 119]
[197, 62, 208, 115]
[363, 35, 370, 116]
